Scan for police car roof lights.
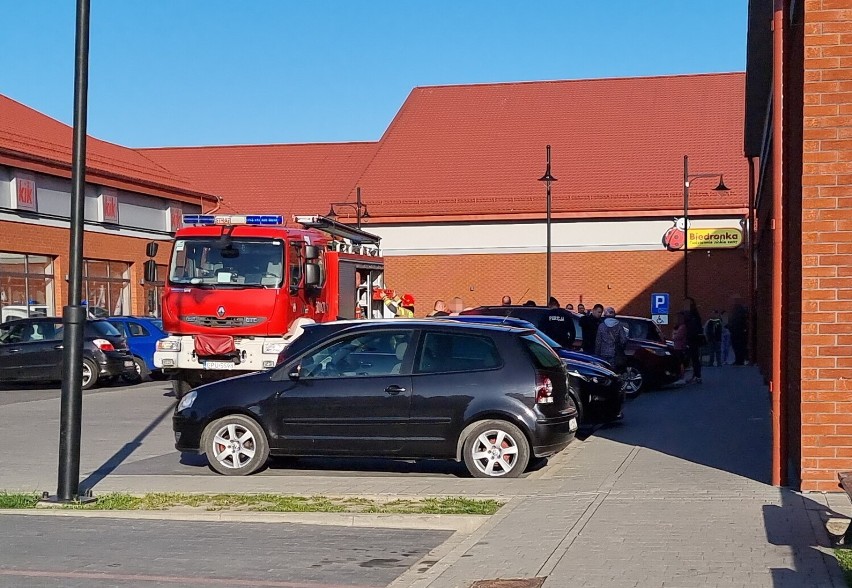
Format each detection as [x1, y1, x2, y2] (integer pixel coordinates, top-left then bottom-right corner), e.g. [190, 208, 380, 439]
[182, 214, 284, 226]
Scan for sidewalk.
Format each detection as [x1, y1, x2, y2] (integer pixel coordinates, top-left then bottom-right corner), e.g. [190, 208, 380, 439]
[391, 366, 847, 588]
[2, 368, 848, 587]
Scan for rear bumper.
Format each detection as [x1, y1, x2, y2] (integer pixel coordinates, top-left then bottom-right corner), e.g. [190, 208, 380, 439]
[532, 413, 578, 458]
[98, 351, 136, 377]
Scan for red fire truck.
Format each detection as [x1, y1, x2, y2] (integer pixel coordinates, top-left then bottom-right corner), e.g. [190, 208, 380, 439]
[153, 213, 387, 398]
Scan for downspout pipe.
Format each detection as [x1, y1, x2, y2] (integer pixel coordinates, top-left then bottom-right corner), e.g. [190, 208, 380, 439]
[748, 156, 757, 365]
[771, 0, 786, 487]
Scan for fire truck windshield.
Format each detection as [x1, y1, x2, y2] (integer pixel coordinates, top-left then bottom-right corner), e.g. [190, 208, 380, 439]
[169, 239, 284, 288]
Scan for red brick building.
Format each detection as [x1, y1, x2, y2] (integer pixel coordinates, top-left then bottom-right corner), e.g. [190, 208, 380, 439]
[143, 73, 750, 320]
[0, 95, 216, 319]
[746, 0, 852, 491]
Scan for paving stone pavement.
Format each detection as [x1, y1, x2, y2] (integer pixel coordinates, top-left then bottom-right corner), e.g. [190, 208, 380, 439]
[3, 368, 851, 587]
[395, 366, 849, 588]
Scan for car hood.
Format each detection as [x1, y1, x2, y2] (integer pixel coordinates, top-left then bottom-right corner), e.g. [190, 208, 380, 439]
[562, 358, 617, 378]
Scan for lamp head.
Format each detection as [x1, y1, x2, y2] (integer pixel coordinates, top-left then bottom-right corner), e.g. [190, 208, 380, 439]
[714, 176, 730, 191]
[360, 205, 370, 219]
[325, 206, 338, 220]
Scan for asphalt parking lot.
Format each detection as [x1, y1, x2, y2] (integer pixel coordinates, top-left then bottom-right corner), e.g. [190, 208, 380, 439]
[0, 379, 547, 491]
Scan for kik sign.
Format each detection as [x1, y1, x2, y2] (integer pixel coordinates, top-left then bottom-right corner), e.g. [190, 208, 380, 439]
[14, 176, 37, 211]
[102, 190, 119, 223]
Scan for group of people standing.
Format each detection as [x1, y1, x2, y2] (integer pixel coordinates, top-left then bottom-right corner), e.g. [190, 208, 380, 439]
[671, 296, 750, 384]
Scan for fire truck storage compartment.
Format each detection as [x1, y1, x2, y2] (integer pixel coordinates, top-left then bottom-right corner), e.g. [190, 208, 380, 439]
[338, 260, 385, 319]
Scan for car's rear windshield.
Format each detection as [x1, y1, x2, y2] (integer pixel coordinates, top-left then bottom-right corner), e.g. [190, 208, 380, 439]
[521, 334, 562, 369]
[89, 321, 122, 337]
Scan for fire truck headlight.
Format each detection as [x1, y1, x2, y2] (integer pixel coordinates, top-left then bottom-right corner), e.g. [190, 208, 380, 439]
[262, 342, 287, 355]
[157, 339, 181, 352]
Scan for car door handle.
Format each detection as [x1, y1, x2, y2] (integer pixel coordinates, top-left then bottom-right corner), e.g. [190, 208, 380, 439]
[54, 344, 64, 350]
[8, 348, 22, 353]
[385, 385, 406, 395]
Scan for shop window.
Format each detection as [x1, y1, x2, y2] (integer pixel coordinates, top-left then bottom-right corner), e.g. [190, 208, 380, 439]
[83, 259, 131, 318]
[0, 252, 55, 322]
[143, 264, 167, 318]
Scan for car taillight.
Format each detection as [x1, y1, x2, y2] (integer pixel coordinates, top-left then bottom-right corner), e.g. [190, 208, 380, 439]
[535, 372, 554, 404]
[93, 338, 115, 351]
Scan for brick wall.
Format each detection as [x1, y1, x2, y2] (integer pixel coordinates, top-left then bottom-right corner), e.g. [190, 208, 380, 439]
[386, 248, 748, 328]
[0, 220, 170, 317]
[800, 0, 852, 492]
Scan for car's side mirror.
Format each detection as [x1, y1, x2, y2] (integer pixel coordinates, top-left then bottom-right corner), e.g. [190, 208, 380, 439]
[288, 364, 301, 380]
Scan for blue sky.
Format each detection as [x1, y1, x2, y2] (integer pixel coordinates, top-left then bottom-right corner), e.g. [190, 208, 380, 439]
[0, 1, 747, 147]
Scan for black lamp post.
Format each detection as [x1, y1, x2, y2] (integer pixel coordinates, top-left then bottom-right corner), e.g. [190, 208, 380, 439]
[682, 155, 730, 299]
[49, 0, 95, 504]
[326, 186, 370, 230]
[538, 145, 557, 303]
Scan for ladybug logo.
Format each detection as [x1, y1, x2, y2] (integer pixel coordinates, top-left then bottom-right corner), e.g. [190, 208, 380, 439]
[662, 218, 688, 251]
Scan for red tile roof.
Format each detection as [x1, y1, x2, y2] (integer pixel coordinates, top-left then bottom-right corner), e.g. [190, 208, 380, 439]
[139, 142, 379, 219]
[355, 72, 748, 219]
[0, 94, 215, 203]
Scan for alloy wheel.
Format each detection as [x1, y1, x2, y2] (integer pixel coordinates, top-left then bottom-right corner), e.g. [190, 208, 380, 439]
[469, 429, 520, 477]
[621, 366, 643, 395]
[82, 362, 92, 388]
[212, 423, 257, 469]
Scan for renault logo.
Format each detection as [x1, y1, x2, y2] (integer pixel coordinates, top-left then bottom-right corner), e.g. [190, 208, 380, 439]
[217, 306, 226, 318]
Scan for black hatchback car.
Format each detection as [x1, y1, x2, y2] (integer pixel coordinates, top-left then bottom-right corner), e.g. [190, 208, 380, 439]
[0, 317, 136, 390]
[461, 306, 681, 395]
[174, 320, 580, 478]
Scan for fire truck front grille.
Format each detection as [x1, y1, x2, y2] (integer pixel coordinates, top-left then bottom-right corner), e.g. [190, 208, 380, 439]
[180, 315, 266, 328]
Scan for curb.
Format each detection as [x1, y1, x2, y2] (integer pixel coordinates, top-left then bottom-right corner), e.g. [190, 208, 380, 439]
[0, 508, 489, 532]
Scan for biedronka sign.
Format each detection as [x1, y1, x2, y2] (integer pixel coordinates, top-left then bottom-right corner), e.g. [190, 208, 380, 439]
[662, 218, 743, 251]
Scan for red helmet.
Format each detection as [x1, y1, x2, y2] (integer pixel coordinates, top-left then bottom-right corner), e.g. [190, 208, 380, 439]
[401, 293, 416, 307]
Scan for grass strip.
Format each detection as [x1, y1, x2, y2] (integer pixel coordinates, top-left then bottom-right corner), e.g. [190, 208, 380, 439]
[835, 548, 852, 587]
[0, 492, 501, 515]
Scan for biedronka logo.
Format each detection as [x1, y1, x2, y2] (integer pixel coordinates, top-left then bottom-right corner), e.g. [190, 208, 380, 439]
[662, 218, 743, 251]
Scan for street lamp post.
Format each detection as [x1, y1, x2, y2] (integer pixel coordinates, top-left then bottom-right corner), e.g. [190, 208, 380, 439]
[538, 145, 557, 303]
[326, 186, 370, 229]
[682, 155, 730, 299]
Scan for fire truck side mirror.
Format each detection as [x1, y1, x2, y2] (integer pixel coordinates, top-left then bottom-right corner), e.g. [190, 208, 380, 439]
[305, 245, 320, 260]
[146, 242, 159, 258]
[144, 259, 158, 283]
[305, 263, 321, 287]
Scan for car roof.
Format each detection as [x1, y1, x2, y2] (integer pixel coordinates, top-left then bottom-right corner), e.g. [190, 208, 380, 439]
[303, 318, 534, 336]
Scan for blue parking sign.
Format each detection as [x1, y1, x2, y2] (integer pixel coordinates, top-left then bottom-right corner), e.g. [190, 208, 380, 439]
[651, 293, 669, 315]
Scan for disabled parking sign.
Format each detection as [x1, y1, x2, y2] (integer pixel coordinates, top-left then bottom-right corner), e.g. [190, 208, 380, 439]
[651, 293, 669, 326]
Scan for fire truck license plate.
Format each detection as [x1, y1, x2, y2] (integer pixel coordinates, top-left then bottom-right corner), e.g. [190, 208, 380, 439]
[204, 361, 235, 370]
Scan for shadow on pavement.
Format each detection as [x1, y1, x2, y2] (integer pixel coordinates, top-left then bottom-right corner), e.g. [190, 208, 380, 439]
[80, 401, 176, 491]
[590, 365, 772, 483]
[764, 489, 845, 587]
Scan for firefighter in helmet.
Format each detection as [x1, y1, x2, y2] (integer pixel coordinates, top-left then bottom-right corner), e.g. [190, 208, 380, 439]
[382, 291, 416, 318]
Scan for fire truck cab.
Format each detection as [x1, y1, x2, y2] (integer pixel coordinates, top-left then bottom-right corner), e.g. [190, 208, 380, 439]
[153, 213, 387, 398]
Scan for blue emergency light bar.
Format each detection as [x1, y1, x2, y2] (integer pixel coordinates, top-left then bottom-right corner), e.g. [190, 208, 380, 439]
[182, 214, 284, 226]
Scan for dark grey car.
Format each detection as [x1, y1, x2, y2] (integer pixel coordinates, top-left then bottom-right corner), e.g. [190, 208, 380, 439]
[174, 320, 580, 478]
[0, 317, 135, 389]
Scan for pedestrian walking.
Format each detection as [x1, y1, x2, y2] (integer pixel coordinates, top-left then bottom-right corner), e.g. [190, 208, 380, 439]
[729, 298, 749, 365]
[580, 303, 604, 354]
[595, 307, 629, 372]
[704, 310, 723, 367]
[682, 297, 704, 383]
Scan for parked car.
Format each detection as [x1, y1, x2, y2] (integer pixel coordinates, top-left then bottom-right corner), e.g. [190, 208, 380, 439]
[0, 305, 49, 322]
[0, 317, 136, 390]
[460, 306, 681, 395]
[108, 316, 167, 383]
[175, 320, 580, 478]
[442, 315, 623, 422]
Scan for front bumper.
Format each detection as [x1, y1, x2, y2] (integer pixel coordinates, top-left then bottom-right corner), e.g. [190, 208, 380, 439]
[154, 335, 287, 373]
[173, 412, 204, 453]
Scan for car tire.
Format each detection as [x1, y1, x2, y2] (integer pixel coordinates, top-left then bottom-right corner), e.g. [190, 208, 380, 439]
[621, 363, 646, 397]
[122, 357, 148, 384]
[569, 390, 584, 425]
[81, 358, 98, 391]
[172, 379, 191, 400]
[462, 420, 530, 479]
[202, 414, 270, 476]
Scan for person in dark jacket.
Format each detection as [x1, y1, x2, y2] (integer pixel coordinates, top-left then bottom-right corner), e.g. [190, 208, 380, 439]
[580, 304, 604, 354]
[541, 303, 576, 349]
[728, 298, 749, 365]
[682, 297, 704, 383]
